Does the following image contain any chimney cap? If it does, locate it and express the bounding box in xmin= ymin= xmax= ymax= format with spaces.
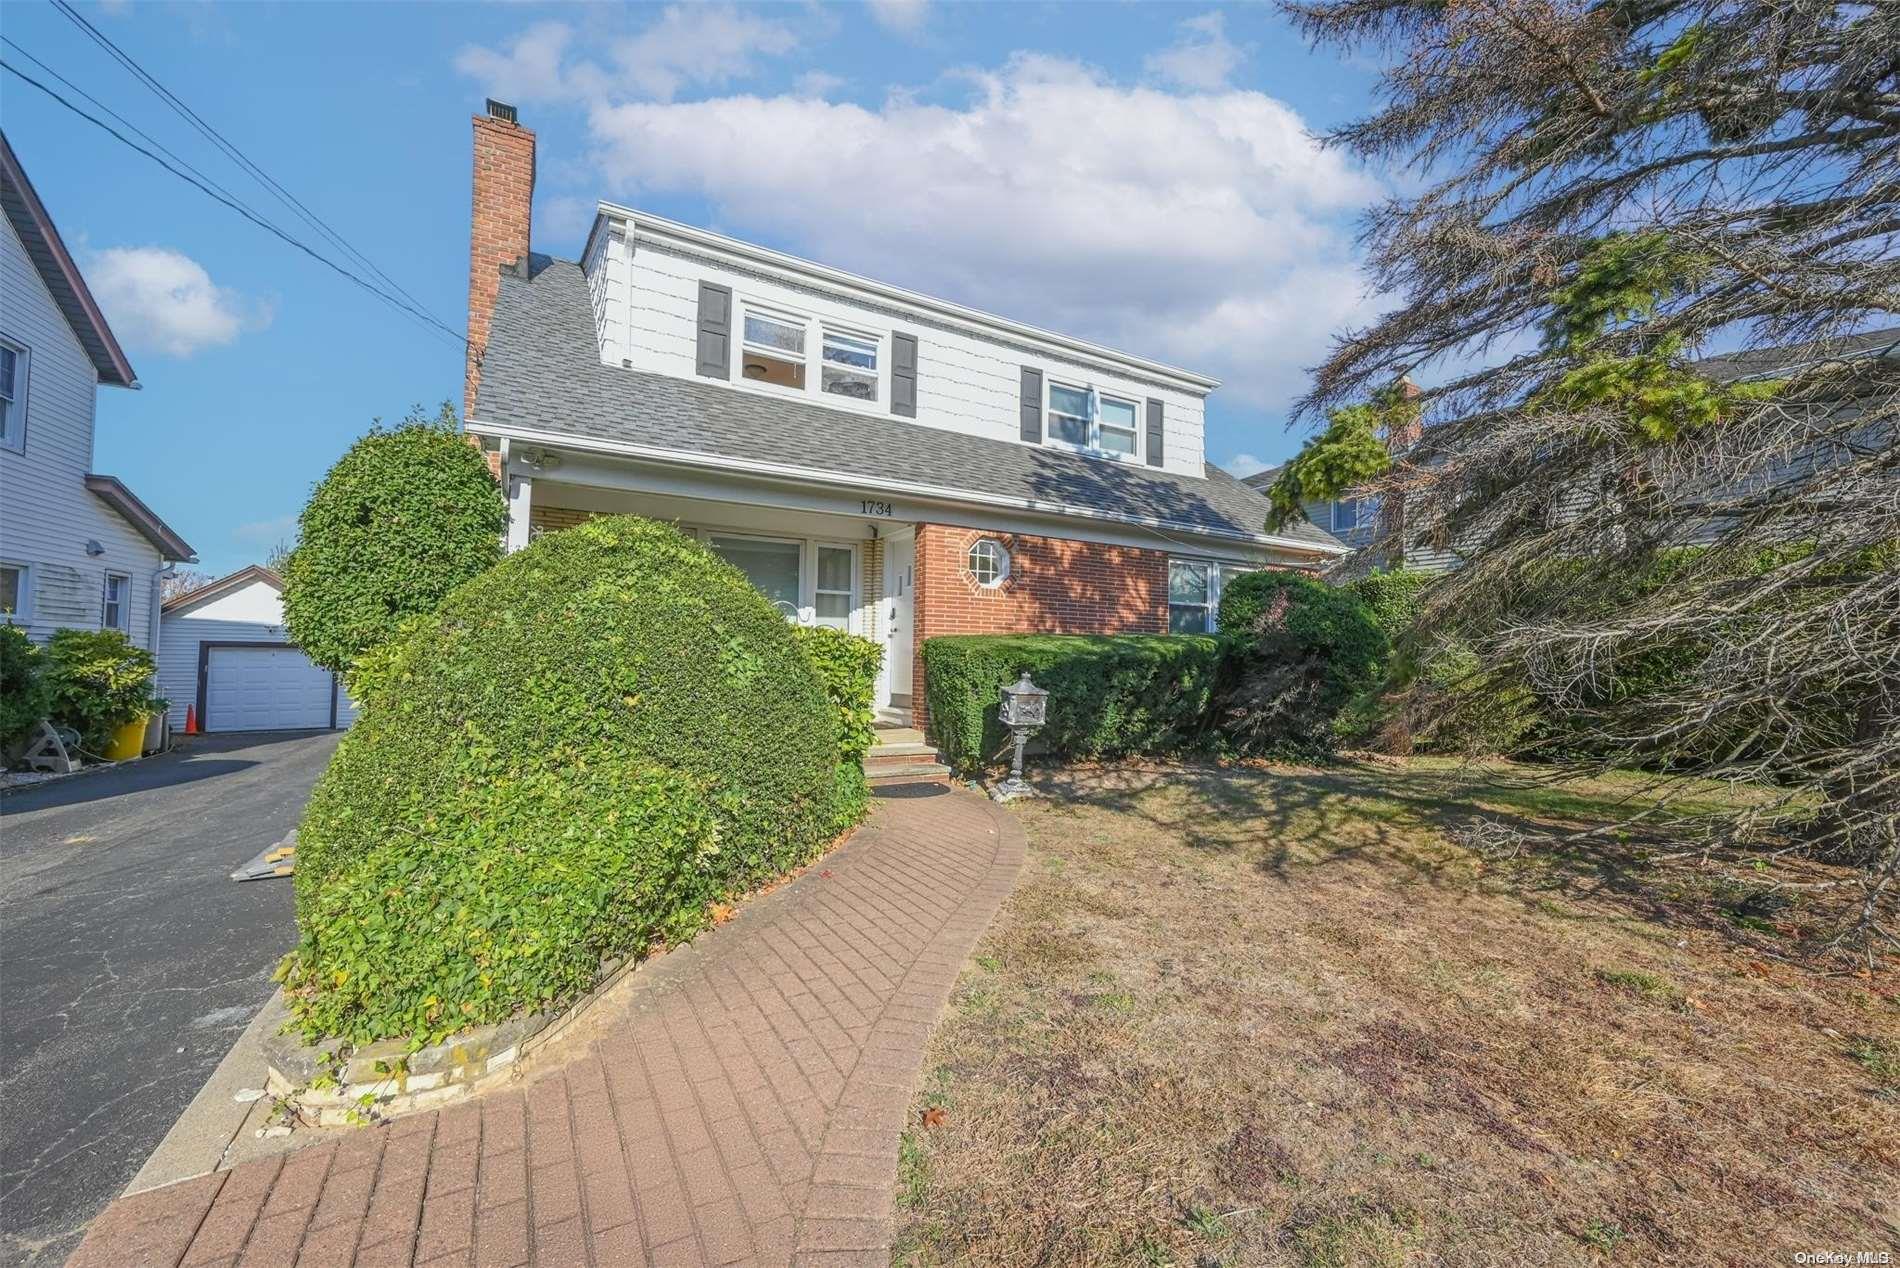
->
xmin=485 ymin=99 xmax=519 ymax=125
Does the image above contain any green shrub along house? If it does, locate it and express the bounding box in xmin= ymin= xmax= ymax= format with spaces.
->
xmin=282 ymin=517 xmax=879 ymax=1045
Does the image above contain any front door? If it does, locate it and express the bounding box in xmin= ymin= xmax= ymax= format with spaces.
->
xmin=884 ymin=529 xmax=915 ymax=698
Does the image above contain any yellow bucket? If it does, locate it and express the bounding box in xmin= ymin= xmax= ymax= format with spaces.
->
xmin=103 ymin=716 xmax=147 ymax=761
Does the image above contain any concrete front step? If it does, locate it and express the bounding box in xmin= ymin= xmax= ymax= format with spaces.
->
xmin=872 ymin=725 xmax=927 ymax=745
xmin=866 ymin=742 xmax=938 ymax=764
xmin=866 ymin=761 xmax=952 ymax=787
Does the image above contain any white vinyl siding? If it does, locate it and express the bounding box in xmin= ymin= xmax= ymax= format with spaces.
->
xmin=0 ymin=216 xmax=165 ymax=648
xmin=590 ymin=233 xmax=1210 ymax=478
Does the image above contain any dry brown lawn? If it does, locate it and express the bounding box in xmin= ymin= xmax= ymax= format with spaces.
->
xmin=893 ymin=758 xmax=1899 ymax=1267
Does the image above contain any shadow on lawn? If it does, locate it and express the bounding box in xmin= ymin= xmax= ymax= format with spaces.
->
xmin=1025 ymin=758 xmax=1816 ymax=955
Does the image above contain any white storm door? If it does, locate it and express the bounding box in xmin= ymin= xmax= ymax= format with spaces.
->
xmin=884 ymin=530 xmax=914 ymax=695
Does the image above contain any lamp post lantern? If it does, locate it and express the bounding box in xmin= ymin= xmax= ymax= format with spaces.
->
xmin=994 ymin=672 xmax=1048 ymax=801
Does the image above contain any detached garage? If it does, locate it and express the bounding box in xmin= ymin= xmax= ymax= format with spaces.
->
xmin=157 ymin=566 xmax=357 ymax=733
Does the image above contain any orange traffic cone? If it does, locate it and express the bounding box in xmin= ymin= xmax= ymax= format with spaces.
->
xmin=184 ymin=705 xmax=198 ymax=735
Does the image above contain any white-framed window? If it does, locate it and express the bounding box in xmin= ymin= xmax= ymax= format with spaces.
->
xmin=1333 ymin=496 xmax=1380 ymax=533
xmin=814 ymin=544 xmax=855 ymax=627
xmin=820 ymin=328 xmax=879 ymax=402
xmin=1170 ymin=560 xmax=1259 ymax=633
xmin=966 ymin=538 xmax=1010 ymax=588
xmin=740 ymin=307 xmax=808 ymax=391
xmin=704 ymin=531 xmax=860 ymax=630
xmin=0 ymin=338 xmax=26 ymax=453
xmin=102 ymin=571 xmax=130 ymax=632
xmin=0 ymin=562 xmax=28 ymax=621
xmin=734 ymin=300 xmax=887 ymax=408
xmin=1046 ymin=379 xmax=1140 ymax=460
xmin=1169 ymin=561 xmax=1212 ymax=633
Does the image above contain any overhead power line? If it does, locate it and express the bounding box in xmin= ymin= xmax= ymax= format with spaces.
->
xmin=49 ymin=0 xmax=450 ymax=335
xmin=0 ymin=57 xmax=465 ymax=349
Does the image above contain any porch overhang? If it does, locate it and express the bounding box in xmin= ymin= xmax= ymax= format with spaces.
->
xmin=467 ymin=418 xmax=1345 ymax=562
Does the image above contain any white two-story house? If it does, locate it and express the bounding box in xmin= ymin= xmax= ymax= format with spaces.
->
xmin=0 ymin=131 xmax=196 ymax=652
xmin=459 ymin=103 xmax=1345 ymax=730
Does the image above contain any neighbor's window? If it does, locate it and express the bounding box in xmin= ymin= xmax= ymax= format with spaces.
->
xmin=0 ymin=340 xmax=23 ymax=452
xmin=740 ymin=309 xmax=807 ymax=390
xmin=1169 ymin=561 xmax=1211 ymax=633
xmin=815 ymin=545 xmax=855 ymax=627
xmin=967 ymin=538 xmax=1009 ymax=588
xmin=102 ymin=572 xmax=130 ymax=632
xmin=821 ymin=329 xmax=878 ymax=402
xmin=1 ymin=564 xmax=24 ymax=620
xmin=1332 ymin=496 xmax=1379 ymax=533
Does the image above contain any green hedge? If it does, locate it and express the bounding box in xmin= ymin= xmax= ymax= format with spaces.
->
xmin=791 ymin=626 xmax=883 ymax=763
xmin=283 ymin=516 xmax=853 ymax=1043
xmin=1 ymin=626 xmax=50 ymax=750
xmin=43 ymin=629 xmax=166 ymax=751
xmin=281 ymin=405 xmax=507 ymax=675
xmin=1347 ymin=569 xmax=1434 ymax=644
xmin=922 ymin=634 xmax=1220 ymax=774
xmin=1214 ymin=571 xmax=1387 ymax=757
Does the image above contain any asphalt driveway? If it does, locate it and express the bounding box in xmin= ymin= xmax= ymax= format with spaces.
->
xmin=0 ymin=730 xmax=342 ymax=1268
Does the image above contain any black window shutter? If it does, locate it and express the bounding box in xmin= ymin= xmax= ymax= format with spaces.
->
xmin=891 ymin=332 xmax=918 ymax=417
xmin=1145 ymin=399 xmax=1164 ymax=466
xmin=696 ymin=282 xmax=731 ymax=380
xmin=1020 ymin=367 xmax=1043 ymax=443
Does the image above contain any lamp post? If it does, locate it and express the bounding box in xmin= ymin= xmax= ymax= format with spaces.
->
xmin=993 ymin=672 xmax=1048 ymax=802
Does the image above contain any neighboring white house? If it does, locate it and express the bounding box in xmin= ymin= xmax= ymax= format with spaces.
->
xmin=157 ymin=565 xmax=357 ymax=733
xmin=457 ymin=102 xmax=1348 ymax=727
xmin=0 ymin=130 xmax=196 ymax=647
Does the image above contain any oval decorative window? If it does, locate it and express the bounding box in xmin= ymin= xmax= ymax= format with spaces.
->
xmin=967 ymin=538 xmax=1010 ymax=588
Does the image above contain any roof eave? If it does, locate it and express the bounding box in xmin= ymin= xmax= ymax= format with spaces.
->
xmin=0 ymin=131 xmax=138 ymax=388
xmin=84 ymin=474 xmax=197 ymax=562
xmin=466 ymin=416 xmax=1347 ymax=558
xmin=161 ymin=563 xmax=283 ymax=614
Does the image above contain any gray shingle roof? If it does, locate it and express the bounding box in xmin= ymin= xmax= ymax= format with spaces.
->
xmin=1695 ymin=327 xmax=1900 ymax=383
xmin=474 ymin=258 xmax=1343 ymax=552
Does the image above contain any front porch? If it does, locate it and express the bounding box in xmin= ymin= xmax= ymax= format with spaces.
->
xmin=512 ymin=471 xmax=919 ymax=716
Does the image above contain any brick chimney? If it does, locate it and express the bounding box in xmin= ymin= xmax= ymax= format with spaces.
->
xmin=466 ymin=100 xmax=535 ymax=422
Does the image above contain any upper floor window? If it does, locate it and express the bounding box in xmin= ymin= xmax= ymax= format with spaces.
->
xmin=102 ymin=572 xmax=130 ymax=632
xmin=737 ymin=303 xmax=884 ymax=406
xmin=1332 ymin=496 xmax=1380 ymax=533
xmin=0 ymin=339 xmax=25 ymax=453
xmin=1048 ymin=380 xmax=1139 ymax=460
xmin=821 ymin=330 xmax=878 ymax=402
xmin=741 ymin=309 xmax=807 ymax=390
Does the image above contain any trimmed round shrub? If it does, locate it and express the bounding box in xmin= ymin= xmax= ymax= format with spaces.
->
xmin=285 ymin=516 xmax=847 ymax=1042
xmin=281 ymin=404 xmax=507 ymax=674
xmin=0 ymin=625 xmax=51 ymax=750
xmin=1214 ymin=571 xmax=1387 ymax=757
xmin=790 ymin=625 xmax=883 ymax=763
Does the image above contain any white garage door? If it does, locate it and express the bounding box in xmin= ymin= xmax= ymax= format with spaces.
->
xmin=204 ymin=646 xmax=335 ymax=732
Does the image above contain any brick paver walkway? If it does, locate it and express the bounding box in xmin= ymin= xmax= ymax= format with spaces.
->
xmin=68 ymin=785 xmax=1024 ymax=1267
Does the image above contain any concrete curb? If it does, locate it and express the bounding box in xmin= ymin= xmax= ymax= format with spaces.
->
xmin=124 ymin=990 xmax=289 ymax=1196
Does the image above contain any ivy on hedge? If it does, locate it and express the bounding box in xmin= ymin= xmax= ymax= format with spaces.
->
xmin=791 ymin=626 xmax=884 ymax=764
xmin=922 ymin=634 xmax=1220 ymax=774
xmin=285 ymin=515 xmax=855 ymax=1044
xmin=281 ymin=404 xmax=508 ymax=675
xmin=1214 ymin=571 xmax=1387 ymax=757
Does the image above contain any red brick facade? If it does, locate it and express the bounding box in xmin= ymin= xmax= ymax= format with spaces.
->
xmin=466 ymin=111 xmax=536 ymax=427
xmin=909 ymin=522 xmax=1168 ymax=733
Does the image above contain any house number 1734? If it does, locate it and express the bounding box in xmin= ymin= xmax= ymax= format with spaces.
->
xmin=860 ymin=499 xmax=894 ymax=517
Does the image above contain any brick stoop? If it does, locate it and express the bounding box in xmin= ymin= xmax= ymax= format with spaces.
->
xmin=863 ymin=724 xmax=952 ymax=787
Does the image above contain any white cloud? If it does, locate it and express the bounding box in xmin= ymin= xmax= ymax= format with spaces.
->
xmin=866 ymin=0 xmax=928 ymax=36
xmin=1223 ymin=453 xmax=1275 ymax=479
xmin=793 ymin=70 xmax=846 ymax=100
xmin=454 ymin=6 xmax=799 ymax=105
xmin=1145 ymin=12 xmax=1247 ymax=92
xmin=86 ymin=246 xmax=263 ymax=357
xmin=573 ymin=54 xmax=1379 ymax=408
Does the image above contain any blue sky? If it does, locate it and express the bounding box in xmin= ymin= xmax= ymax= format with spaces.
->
xmin=2 ymin=1 xmax=1387 ymax=577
